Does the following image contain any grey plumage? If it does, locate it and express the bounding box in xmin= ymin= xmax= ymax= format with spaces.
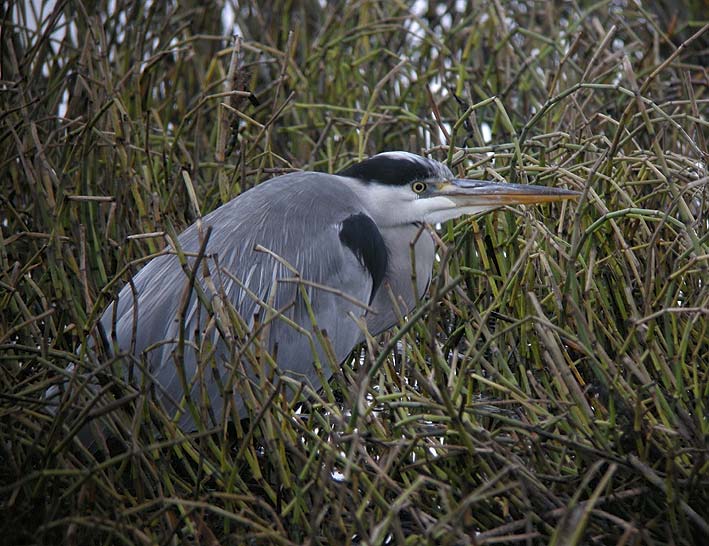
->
xmin=50 ymin=151 xmax=578 ymax=436
xmin=97 ymin=171 xmax=432 ymax=430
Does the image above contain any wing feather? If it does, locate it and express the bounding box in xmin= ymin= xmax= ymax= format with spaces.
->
xmin=100 ymin=172 xmax=380 ymax=430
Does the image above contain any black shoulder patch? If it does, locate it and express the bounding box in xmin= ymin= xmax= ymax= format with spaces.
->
xmin=337 ymin=155 xmax=435 ymax=186
xmin=339 ymin=213 xmax=388 ymax=303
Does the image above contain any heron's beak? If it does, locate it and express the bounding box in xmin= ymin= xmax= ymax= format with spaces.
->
xmin=439 ymin=179 xmax=580 ymax=206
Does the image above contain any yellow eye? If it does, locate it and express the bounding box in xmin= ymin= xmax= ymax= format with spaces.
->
xmin=412 ymin=181 xmax=427 ymax=194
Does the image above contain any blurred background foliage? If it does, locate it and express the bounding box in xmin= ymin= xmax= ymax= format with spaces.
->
xmin=1 ymin=1 xmax=708 ymax=545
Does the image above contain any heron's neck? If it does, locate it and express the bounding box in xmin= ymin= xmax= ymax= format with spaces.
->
xmin=363 ymin=224 xmax=435 ymax=336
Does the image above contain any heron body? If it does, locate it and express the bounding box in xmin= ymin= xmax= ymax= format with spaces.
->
xmin=70 ymin=152 xmax=578 ymax=433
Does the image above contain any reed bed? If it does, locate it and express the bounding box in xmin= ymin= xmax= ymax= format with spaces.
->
xmin=1 ymin=1 xmax=707 ymax=544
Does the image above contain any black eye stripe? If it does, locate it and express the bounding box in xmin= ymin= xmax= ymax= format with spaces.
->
xmin=337 ymin=153 xmax=452 ymax=186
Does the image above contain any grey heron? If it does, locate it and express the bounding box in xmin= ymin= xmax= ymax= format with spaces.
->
xmin=59 ymin=152 xmax=578 ymax=436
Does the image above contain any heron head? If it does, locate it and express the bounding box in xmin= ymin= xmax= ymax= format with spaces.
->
xmin=338 ymin=151 xmax=580 ymax=226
